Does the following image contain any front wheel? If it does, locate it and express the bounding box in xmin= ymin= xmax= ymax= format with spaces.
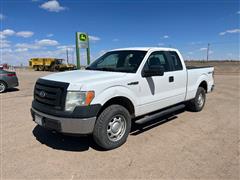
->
xmin=187 ymin=87 xmax=206 ymax=112
xmin=93 ymin=105 xmax=131 ymax=150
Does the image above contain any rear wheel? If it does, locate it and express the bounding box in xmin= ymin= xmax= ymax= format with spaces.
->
xmin=187 ymin=87 xmax=206 ymax=112
xmin=93 ymin=105 xmax=131 ymax=150
xmin=38 ymin=65 xmax=45 ymax=71
xmin=0 ymin=81 xmax=7 ymax=93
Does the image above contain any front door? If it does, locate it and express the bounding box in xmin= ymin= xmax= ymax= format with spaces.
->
xmin=137 ymin=51 xmax=186 ymax=116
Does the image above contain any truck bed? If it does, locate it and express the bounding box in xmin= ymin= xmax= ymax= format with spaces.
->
xmin=186 ymin=66 xmax=213 ymax=70
xmin=187 ymin=66 xmax=213 ymax=70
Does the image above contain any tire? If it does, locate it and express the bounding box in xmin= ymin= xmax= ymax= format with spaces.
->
xmin=93 ymin=105 xmax=131 ymax=150
xmin=34 ymin=66 xmax=39 ymax=71
xmin=0 ymin=81 xmax=7 ymax=93
xmin=187 ymin=87 xmax=206 ymax=112
xmin=38 ymin=66 xmax=44 ymax=71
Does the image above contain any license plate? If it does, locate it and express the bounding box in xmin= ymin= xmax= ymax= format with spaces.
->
xmin=35 ymin=115 xmax=43 ymax=126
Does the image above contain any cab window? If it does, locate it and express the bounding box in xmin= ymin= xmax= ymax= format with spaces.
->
xmin=169 ymin=51 xmax=183 ymax=71
xmin=146 ymin=51 xmax=171 ymax=72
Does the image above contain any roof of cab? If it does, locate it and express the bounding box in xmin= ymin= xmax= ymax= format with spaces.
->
xmin=111 ymin=47 xmax=178 ymax=52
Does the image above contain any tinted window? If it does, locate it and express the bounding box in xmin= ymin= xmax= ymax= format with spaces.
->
xmin=87 ymin=50 xmax=147 ymax=73
xmin=147 ymin=51 xmax=171 ymax=72
xmin=169 ymin=51 xmax=183 ymax=71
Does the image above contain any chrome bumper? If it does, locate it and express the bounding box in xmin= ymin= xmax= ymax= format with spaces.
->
xmin=31 ymin=108 xmax=96 ymax=134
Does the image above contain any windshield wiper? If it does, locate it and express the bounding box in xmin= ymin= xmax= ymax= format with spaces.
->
xmin=85 ymin=67 xmax=94 ymax=70
xmin=86 ymin=67 xmax=129 ymax=73
xmin=87 ymin=67 xmax=116 ymax=72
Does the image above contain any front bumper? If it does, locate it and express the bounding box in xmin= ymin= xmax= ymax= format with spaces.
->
xmin=6 ymin=76 xmax=19 ymax=88
xmin=31 ymin=108 xmax=96 ymax=134
xmin=211 ymin=85 xmax=214 ymax=92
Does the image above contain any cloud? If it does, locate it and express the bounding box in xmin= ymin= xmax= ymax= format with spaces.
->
xmin=163 ymin=35 xmax=169 ymax=39
xmin=0 ymin=29 xmax=34 ymax=39
xmin=15 ymin=39 xmax=59 ymax=50
xmin=16 ymin=31 xmax=34 ymax=38
xmin=15 ymin=48 xmax=28 ymax=52
xmin=237 ymin=11 xmax=240 ymax=14
xmin=35 ymin=39 xmax=59 ymax=46
xmin=0 ymin=39 xmax=11 ymax=48
xmin=190 ymin=41 xmax=202 ymax=45
xmin=158 ymin=43 xmax=165 ymax=46
xmin=0 ymin=13 xmax=5 ymax=20
xmin=112 ymin=38 xmax=119 ymax=42
xmin=15 ymin=43 xmax=40 ymax=50
xmin=89 ymin=35 xmax=101 ymax=42
xmin=219 ymin=28 xmax=240 ymax=35
xmin=200 ymin=47 xmax=207 ymax=51
xmin=57 ymin=45 xmax=75 ymax=50
xmin=1 ymin=29 xmax=15 ymax=36
xmin=1 ymin=48 xmax=12 ymax=53
xmin=46 ymin=33 xmax=54 ymax=37
xmin=40 ymin=0 xmax=66 ymax=12
xmin=1 ymin=47 xmax=77 ymax=66
xmin=0 ymin=34 xmax=6 ymax=39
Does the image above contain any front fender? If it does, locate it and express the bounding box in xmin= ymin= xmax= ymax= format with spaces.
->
xmin=91 ymin=85 xmax=138 ymax=107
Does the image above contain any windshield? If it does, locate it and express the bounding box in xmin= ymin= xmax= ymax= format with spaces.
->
xmin=86 ymin=50 xmax=147 ymax=73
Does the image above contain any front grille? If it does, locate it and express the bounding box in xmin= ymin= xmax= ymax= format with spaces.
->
xmin=34 ymin=79 xmax=69 ymax=110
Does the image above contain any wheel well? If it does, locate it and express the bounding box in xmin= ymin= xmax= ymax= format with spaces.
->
xmin=98 ymin=96 xmax=135 ymax=118
xmin=199 ymin=81 xmax=207 ymax=92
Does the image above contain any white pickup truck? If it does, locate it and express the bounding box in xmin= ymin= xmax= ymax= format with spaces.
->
xmin=31 ymin=47 xmax=214 ymax=149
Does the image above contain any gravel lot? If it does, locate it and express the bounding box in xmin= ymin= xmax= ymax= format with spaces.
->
xmin=1 ymin=69 xmax=239 ymax=179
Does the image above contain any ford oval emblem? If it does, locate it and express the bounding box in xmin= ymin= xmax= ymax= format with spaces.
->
xmin=39 ymin=91 xmax=46 ymax=98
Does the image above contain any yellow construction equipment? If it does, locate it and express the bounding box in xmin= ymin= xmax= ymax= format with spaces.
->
xmin=29 ymin=58 xmax=76 ymax=71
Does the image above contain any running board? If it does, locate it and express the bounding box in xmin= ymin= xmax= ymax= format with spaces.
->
xmin=134 ymin=104 xmax=185 ymax=124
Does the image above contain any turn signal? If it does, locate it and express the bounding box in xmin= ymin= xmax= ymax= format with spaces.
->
xmin=86 ymin=91 xmax=95 ymax=105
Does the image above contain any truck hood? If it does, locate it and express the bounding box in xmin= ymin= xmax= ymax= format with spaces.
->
xmin=41 ymin=70 xmax=127 ymax=85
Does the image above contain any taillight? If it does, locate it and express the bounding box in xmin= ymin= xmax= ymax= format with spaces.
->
xmin=7 ymin=73 xmax=16 ymax=77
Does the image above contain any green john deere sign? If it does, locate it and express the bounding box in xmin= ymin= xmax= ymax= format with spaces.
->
xmin=79 ymin=33 xmax=87 ymax=41
xmin=77 ymin=32 xmax=89 ymax=48
xmin=75 ymin=32 xmax=91 ymax=69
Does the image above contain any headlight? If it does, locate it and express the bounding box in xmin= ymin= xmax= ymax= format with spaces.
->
xmin=65 ymin=91 xmax=95 ymax=111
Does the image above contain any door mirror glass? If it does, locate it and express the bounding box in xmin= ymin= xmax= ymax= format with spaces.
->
xmin=143 ymin=65 xmax=164 ymax=77
xmin=142 ymin=56 xmax=165 ymax=77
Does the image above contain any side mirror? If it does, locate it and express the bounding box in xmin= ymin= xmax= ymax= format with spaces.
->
xmin=142 ymin=65 xmax=164 ymax=77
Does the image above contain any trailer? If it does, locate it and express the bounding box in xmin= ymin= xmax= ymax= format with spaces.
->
xmin=29 ymin=58 xmax=76 ymax=71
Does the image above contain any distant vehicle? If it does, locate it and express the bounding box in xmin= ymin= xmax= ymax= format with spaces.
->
xmin=0 ymin=69 xmax=19 ymax=93
xmin=0 ymin=63 xmax=9 ymax=70
xmin=31 ymin=47 xmax=214 ymax=150
xmin=29 ymin=58 xmax=76 ymax=71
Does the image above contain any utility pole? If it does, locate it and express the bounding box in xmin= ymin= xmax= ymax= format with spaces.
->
xmin=86 ymin=33 xmax=91 ymax=65
xmin=206 ymin=43 xmax=210 ymax=62
xmin=66 ymin=48 xmax=69 ymax=64
xmin=75 ymin=32 xmax=81 ymax=69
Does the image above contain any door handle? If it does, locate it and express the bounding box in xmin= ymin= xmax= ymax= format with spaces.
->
xmin=169 ymin=76 xmax=174 ymax=82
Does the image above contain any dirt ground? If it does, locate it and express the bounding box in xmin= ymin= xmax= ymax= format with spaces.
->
xmin=1 ymin=65 xmax=239 ymax=179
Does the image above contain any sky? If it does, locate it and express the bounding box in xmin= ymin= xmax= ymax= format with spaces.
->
xmin=0 ymin=0 xmax=239 ymax=65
